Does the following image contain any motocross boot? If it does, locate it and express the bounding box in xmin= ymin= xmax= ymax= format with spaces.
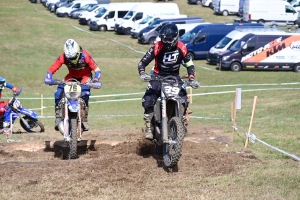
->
xmin=54 ymin=106 xmax=61 ymax=131
xmin=143 ymin=113 xmax=153 ymax=140
xmin=82 ymin=106 xmax=89 ymax=131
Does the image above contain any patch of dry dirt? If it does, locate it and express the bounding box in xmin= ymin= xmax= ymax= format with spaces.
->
xmin=0 ymin=126 xmax=257 ymax=199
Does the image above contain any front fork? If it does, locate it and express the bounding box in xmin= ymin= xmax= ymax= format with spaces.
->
xmin=62 ymin=100 xmax=82 ymax=141
xmin=161 ymin=96 xmax=182 ymax=144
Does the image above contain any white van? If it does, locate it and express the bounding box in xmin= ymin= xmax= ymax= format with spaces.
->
xmin=115 ymin=3 xmax=180 ymax=35
xmin=130 ymin=14 xmax=188 ymax=38
xmin=243 ymin=0 xmax=298 ymax=25
xmin=214 ymin=0 xmax=239 ymax=16
xmin=88 ymin=2 xmax=138 ymax=31
xmin=56 ymin=0 xmax=98 ymax=17
xmin=78 ymin=4 xmax=109 ymax=25
xmin=207 ymin=27 xmax=285 ymax=64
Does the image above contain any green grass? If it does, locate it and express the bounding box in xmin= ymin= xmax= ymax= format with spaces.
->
xmin=1 ymin=0 xmax=300 ymax=199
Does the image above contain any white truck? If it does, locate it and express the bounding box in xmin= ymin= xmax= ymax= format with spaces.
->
xmin=243 ymin=0 xmax=298 ymax=25
xmin=114 ymin=3 xmax=180 ymax=35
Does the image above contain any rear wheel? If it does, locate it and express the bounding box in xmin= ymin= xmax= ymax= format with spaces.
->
xmin=68 ymin=117 xmax=78 ymax=159
xmin=230 ymin=62 xmax=242 ymax=72
xmin=257 ymin=19 xmax=265 ymax=24
xmin=20 ymin=116 xmax=45 ymax=133
xmin=64 ymin=13 xmax=68 ymax=18
xmin=99 ymin=25 xmax=107 ymax=31
xmin=222 ymin=10 xmax=229 ymax=16
xmin=293 ymin=63 xmax=300 ymax=72
xmin=163 ymin=117 xmax=185 ymax=168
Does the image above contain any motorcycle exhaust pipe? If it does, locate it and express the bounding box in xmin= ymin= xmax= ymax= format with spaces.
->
xmin=58 ymin=121 xmax=64 ymax=136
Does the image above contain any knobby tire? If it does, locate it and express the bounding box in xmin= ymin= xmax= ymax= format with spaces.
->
xmin=68 ymin=117 xmax=78 ymax=159
xmin=19 ymin=116 xmax=45 ymax=133
xmin=163 ymin=117 xmax=185 ymax=167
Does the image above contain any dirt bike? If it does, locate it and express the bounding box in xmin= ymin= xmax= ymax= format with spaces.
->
xmin=0 ymin=89 xmax=45 ymax=142
xmin=44 ymin=78 xmax=101 ymax=159
xmin=141 ymin=74 xmax=200 ymax=167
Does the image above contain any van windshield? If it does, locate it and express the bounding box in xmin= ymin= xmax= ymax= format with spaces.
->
xmin=148 ymin=21 xmax=164 ymax=29
xmin=215 ymin=37 xmax=232 ymax=49
xmin=179 ymin=30 xmax=198 ymax=43
xmin=95 ymin=7 xmax=107 ymax=18
xmin=229 ymin=39 xmax=245 ymax=52
xmin=66 ymin=2 xmax=74 ymax=8
xmin=87 ymin=5 xmax=98 ymax=12
xmin=140 ymin=16 xmax=153 ymax=24
xmin=123 ymin=11 xmax=136 ymax=20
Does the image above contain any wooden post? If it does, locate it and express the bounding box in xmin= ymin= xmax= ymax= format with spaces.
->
xmin=41 ymin=94 xmax=43 ymax=117
xmin=189 ymin=87 xmax=192 ymax=104
xmin=244 ymin=96 xmax=258 ymax=148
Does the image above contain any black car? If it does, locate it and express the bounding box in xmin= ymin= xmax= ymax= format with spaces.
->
xmin=187 ymin=0 xmax=202 ymax=5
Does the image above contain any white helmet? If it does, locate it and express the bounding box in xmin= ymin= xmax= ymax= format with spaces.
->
xmin=64 ymin=39 xmax=81 ymax=65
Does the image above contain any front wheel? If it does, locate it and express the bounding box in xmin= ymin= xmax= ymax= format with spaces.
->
xmin=68 ymin=117 xmax=78 ymax=159
xmin=230 ymin=62 xmax=242 ymax=72
xmin=124 ymin=28 xmax=131 ymax=35
xmin=20 ymin=116 xmax=45 ymax=133
xmin=163 ymin=117 xmax=185 ymax=168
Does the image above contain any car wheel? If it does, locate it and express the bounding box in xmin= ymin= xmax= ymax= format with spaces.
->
xmin=64 ymin=13 xmax=68 ymax=18
xmin=37 ymin=0 xmax=41 ymax=3
xmin=196 ymin=0 xmax=201 ymax=5
xmin=99 ymin=25 xmax=107 ymax=32
xmin=124 ymin=28 xmax=131 ymax=35
xmin=257 ymin=19 xmax=265 ymax=24
xmin=187 ymin=52 xmax=195 ymax=61
xmin=222 ymin=10 xmax=229 ymax=16
xmin=293 ymin=63 xmax=300 ymax=72
xmin=230 ymin=62 xmax=242 ymax=72
xmin=148 ymin=37 xmax=156 ymax=44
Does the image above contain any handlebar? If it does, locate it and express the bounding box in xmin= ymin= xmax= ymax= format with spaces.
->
xmin=141 ymin=74 xmax=200 ymax=88
xmin=44 ymin=78 xmax=102 ymax=89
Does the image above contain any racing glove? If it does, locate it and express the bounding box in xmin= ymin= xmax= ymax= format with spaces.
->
xmin=12 ymin=87 xmax=18 ymax=94
xmin=139 ymin=72 xmax=151 ymax=82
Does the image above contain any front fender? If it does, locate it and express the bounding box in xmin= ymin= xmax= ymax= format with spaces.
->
xmin=19 ymin=108 xmax=38 ymax=119
xmin=68 ymin=99 xmax=80 ymax=112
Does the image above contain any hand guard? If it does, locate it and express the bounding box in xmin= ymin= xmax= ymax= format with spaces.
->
xmin=188 ymin=78 xmax=200 ymax=89
xmin=140 ymin=72 xmax=151 ymax=82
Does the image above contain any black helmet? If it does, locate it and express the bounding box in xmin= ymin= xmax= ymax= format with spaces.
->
xmin=159 ymin=23 xmax=179 ymax=50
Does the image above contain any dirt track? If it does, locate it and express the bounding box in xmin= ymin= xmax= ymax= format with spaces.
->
xmin=0 ymin=126 xmax=258 ymax=199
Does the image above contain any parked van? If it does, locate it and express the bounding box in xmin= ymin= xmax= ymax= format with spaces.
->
xmin=220 ymin=32 xmax=300 ymax=72
xmin=138 ymin=17 xmax=205 ymax=44
xmin=88 ymin=3 xmax=138 ymax=31
xmin=207 ymin=27 xmax=281 ymax=64
xmin=179 ymin=23 xmax=264 ymax=60
xmin=130 ymin=14 xmax=188 ymax=38
xmin=115 ymin=3 xmax=180 ymax=35
xmin=243 ymin=0 xmax=298 ymax=25
xmin=78 ymin=4 xmax=109 ymax=25
xmin=56 ymin=0 xmax=98 ymax=17
xmin=214 ymin=0 xmax=239 ymax=16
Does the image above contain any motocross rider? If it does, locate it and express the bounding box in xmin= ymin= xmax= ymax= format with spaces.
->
xmin=0 ymin=76 xmax=19 ymax=129
xmin=138 ymin=23 xmax=199 ymax=140
xmin=45 ymin=39 xmax=101 ymax=131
